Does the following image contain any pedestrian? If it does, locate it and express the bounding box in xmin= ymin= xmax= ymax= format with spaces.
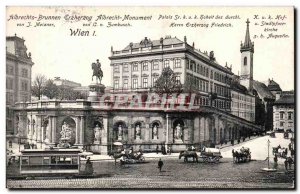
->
xmin=232 ymin=149 xmax=235 ymax=162
xmin=284 ymin=158 xmax=288 ymax=171
xmin=242 ymin=137 xmax=246 ymax=142
xmin=288 ymin=143 xmax=292 ymax=151
xmin=237 ymin=139 xmax=240 ymax=144
xmin=158 ymin=158 xmax=164 ymax=172
xmin=291 ymin=148 xmax=295 ymax=158
xmin=231 ymin=139 xmax=234 ymax=146
xmin=156 ymin=145 xmax=159 ymax=154
xmin=287 ymin=157 xmax=293 ymax=170
xmin=85 ymin=157 xmax=93 ymax=175
xmin=139 ymin=146 xmax=143 ymax=154
xmin=273 ymin=155 xmax=278 ymax=169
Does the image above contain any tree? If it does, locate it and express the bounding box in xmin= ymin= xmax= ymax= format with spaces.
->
xmin=43 ymin=79 xmax=59 ymax=99
xmin=57 ymin=87 xmax=85 ymax=100
xmin=31 ymin=74 xmax=47 ymax=100
xmin=153 ymin=67 xmax=183 ymax=96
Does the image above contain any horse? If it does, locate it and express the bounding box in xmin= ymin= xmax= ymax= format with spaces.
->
xmin=92 ymin=61 xmax=103 ymax=84
xmin=179 ymin=151 xmax=198 ymax=163
xmin=232 ymin=148 xmax=251 ymax=163
xmin=109 ymin=152 xmax=126 ymax=165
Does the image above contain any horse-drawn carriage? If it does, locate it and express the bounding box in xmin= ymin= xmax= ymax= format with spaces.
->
xmin=120 ymin=151 xmax=145 ymax=164
xmin=200 ymin=148 xmax=223 ymax=163
xmin=110 ymin=150 xmax=145 ymax=165
xmin=266 ymin=131 xmax=276 ymax=138
xmin=273 ymin=147 xmax=287 ymax=158
xmin=232 ymin=147 xmax=251 ymax=163
xmin=284 ymin=131 xmax=289 ymax=139
xmin=179 ymin=150 xmax=198 ymax=162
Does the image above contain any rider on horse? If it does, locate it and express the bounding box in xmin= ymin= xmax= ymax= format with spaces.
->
xmin=92 ymin=59 xmax=103 ymax=84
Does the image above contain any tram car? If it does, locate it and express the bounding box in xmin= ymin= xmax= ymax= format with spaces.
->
xmin=19 ymin=148 xmax=87 ymax=177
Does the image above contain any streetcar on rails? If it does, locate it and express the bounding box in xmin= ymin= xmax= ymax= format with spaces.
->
xmin=19 ymin=148 xmax=91 ymax=177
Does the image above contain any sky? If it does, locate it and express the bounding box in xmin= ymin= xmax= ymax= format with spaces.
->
xmin=6 ymin=6 xmax=294 ymax=91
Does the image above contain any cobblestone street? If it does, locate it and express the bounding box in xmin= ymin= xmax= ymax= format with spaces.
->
xmin=7 ymin=158 xmax=294 ymax=189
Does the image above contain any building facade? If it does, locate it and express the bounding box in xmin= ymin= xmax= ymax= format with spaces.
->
xmin=53 ymin=77 xmax=82 ymax=88
xmin=6 ymin=34 xmax=34 ymax=133
xmin=11 ymin=20 xmax=262 ymax=154
xmin=109 ymin=36 xmax=234 ymax=112
xmin=273 ymin=91 xmax=294 ymax=132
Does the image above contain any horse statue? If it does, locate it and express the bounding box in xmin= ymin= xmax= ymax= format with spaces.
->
xmin=91 ymin=59 xmax=103 ymax=84
xmin=179 ymin=150 xmax=198 ymax=163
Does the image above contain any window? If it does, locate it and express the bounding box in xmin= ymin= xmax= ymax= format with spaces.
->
xmin=21 ymin=81 xmax=28 ymax=91
xmin=288 ymin=112 xmax=293 ymax=120
xmin=113 ymin=65 xmax=119 ymax=73
xmin=132 ymin=63 xmax=138 ymax=71
xmin=142 ymin=62 xmax=148 ymax=71
xmin=6 ymin=92 xmax=13 ymax=104
xmin=123 ymin=79 xmax=128 ymax=89
xmin=6 ymin=78 xmax=13 ymax=90
xmin=152 ymin=77 xmax=158 ymax=86
xmin=163 ymin=60 xmax=169 ymax=68
xmin=175 ymin=76 xmax=180 ymax=84
xmin=114 ymin=79 xmax=119 ymax=89
xmin=152 ymin=61 xmax=159 ymax=70
xmin=280 ymin=112 xmax=284 ymax=119
xmin=174 ymin=59 xmax=181 ymax=68
xmin=210 ymin=70 xmax=213 ymax=79
xmin=7 ymin=66 xmax=14 ymax=75
xmin=142 ymin=78 xmax=148 ymax=88
xmin=21 ymin=68 xmax=28 ymax=77
xmin=244 ymin=57 xmax=247 ymax=66
xmin=132 ymin=78 xmax=138 ymax=88
xmin=280 ymin=122 xmax=284 ymax=127
xmin=123 ymin=64 xmax=128 ymax=72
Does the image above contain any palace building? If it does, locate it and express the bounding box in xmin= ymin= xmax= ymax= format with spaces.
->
xmin=11 ymin=20 xmax=264 ymax=154
xmin=6 ymin=34 xmax=34 ymax=134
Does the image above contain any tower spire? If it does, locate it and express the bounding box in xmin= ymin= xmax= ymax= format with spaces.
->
xmin=244 ymin=19 xmax=251 ymax=47
xmin=240 ymin=18 xmax=254 ymax=53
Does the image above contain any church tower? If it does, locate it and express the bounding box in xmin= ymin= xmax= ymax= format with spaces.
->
xmin=240 ymin=19 xmax=254 ymax=92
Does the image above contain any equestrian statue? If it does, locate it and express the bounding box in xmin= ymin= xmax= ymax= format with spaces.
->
xmin=92 ymin=59 xmax=103 ymax=84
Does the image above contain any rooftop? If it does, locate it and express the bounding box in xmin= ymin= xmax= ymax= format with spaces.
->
xmin=274 ymin=93 xmax=294 ymax=105
xmin=253 ymin=80 xmax=275 ymax=100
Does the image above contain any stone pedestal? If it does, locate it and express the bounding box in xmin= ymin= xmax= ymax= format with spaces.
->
xmin=172 ymin=144 xmax=187 ymax=152
xmin=174 ymin=139 xmax=183 ymax=144
xmin=91 ymin=145 xmax=101 ymax=154
xmin=87 ymin=83 xmax=105 ymax=101
xmin=94 ymin=140 xmax=100 ymax=145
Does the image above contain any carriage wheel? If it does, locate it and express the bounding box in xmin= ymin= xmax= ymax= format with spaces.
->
xmin=213 ymin=157 xmax=220 ymax=163
xmin=139 ymin=156 xmax=145 ymax=162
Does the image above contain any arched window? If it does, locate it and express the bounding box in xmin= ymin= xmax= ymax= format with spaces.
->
xmin=244 ymin=57 xmax=247 ymax=66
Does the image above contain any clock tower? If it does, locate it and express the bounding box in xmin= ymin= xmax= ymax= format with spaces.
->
xmin=240 ymin=19 xmax=254 ymax=92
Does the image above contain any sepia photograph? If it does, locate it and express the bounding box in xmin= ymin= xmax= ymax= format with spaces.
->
xmin=5 ymin=6 xmax=295 ymax=189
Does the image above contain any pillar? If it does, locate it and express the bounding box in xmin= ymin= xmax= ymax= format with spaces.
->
xmin=101 ymin=116 xmax=108 ymax=155
xmin=199 ymin=116 xmax=205 ymax=142
xmin=80 ymin=116 xmax=85 ymax=145
xmin=75 ymin=117 xmax=80 ymax=145
xmin=49 ymin=116 xmax=57 ymax=145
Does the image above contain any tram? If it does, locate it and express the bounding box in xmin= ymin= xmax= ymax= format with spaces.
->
xmin=19 ymin=148 xmax=84 ymax=176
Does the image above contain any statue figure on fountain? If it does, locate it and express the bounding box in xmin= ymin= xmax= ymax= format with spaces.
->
xmin=93 ymin=124 xmax=101 ymax=144
xmin=118 ymin=125 xmax=123 ymax=140
xmin=135 ymin=124 xmax=141 ymax=140
xmin=153 ymin=124 xmax=158 ymax=140
xmin=59 ymin=121 xmax=72 ymax=148
xmin=175 ymin=124 xmax=182 ymax=142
